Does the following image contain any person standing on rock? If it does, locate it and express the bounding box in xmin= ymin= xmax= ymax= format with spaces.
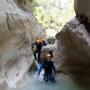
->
xmin=37 ymin=52 xmax=56 ymax=83
xmin=31 ymin=38 xmax=47 ymax=63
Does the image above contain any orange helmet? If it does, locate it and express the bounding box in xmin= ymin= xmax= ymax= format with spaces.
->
xmin=36 ymin=37 xmax=43 ymax=43
xmin=46 ymin=53 xmax=52 ymax=57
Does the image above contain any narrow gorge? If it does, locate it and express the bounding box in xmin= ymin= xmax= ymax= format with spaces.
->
xmin=0 ymin=0 xmax=90 ymax=90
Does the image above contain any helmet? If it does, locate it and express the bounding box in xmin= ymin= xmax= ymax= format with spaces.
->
xmin=46 ymin=53 xmax=52 ymax=57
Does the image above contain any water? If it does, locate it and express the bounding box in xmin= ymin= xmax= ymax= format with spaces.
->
xmin=11 ymin=72 xmax=83 ymax=90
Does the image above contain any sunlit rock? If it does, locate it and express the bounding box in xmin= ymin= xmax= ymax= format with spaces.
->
xmin=0 ymin=0 xmax=45 ymax=88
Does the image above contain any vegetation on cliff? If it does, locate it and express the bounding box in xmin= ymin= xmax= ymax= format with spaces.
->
xmin=31 ymin=0 xmax=75 ymax=36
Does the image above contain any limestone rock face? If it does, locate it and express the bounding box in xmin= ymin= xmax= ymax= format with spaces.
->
xmin=0 ymin=0 xmax=45 ymax=88
xmin=56 ymin=17 xmax=90 ymax=86
xmin=55 ymin=0 xmax=90 ymax=86
xmin=74 ymin=0 xmax=90 ymax=22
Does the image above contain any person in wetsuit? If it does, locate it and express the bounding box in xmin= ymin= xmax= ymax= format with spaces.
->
xmin=32 ymin=39 xmax=47 ymax=63
xmin=37 ymin=53 xmax=56 ymax=82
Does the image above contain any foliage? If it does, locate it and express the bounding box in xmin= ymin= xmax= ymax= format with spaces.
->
xmin=31 ymin=0 xmax=75 ymax=35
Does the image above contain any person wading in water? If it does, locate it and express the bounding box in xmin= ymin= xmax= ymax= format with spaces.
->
xmin=37 ymin=52 xmax=56 ymax=83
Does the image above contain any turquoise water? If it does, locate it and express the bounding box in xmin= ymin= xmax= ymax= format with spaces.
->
xmin=11 ymin=72 xmax=84 ymax=90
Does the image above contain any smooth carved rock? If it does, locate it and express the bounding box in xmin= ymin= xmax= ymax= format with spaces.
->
xmin=74 ymin=0 xmax=90 ymax=22
xmin=55 ymin=0 xmax=90 ymax=87
xmin=0 ymin=0 xmax=45 ymax=88
xmin=56 ymin=17 xmax=90 ymax=87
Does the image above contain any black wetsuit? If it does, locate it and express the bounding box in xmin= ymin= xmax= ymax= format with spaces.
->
xmin=32 ymin=42 xmax=43 ymax=62
xmin=38 ymin=60 xmax=56 ymax=82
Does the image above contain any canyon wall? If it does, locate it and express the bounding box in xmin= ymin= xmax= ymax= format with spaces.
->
xmin=0 ymin=0 xmax=45 ymax=88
